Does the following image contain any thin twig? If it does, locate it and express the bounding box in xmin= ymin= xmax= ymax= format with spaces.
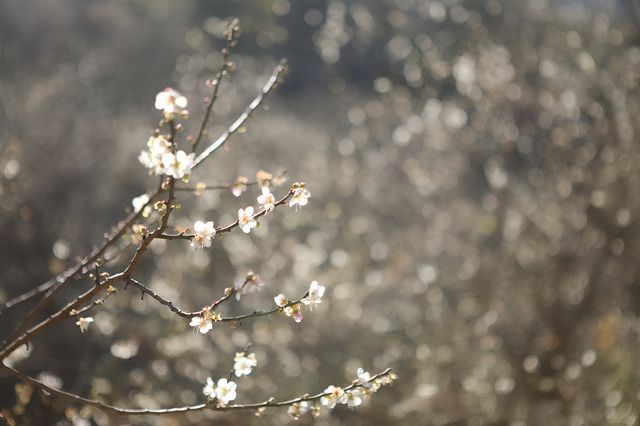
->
xmin=125 ymin=277 xmax=308 ymax=322
xmin=192 ymin=59 xmax=288 ymax=169
xmin=174 ymin=170 xmax=286 ymax=192
xmin=0 ymin=190 xmax=161 ymax=344
xmin=0 ymin=362 xmax=393 ymax=416
xmin=0 ymin=274 xmax=124 ymax=360
xmin=122 ymin=122 xmax=178 ymax=279
xmin=158 ymin=189 xmax=293 ymax=241
xmin=191 ymin=20 xmax=239 ymax=154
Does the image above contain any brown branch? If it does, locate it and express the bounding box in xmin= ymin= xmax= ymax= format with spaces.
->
xmin=191 ymin=19 xmax=239 ymax=154
xmin=0 ymin=274 xmax=124 ymax=360
xmin=191 ymin=59 xmax=288 ymax=169
xmin=122 ymin=122 xmax=178 ymax=279
xmin=0 ymin=362 xmax=393 ymax=416
xmin=124 ymin=277 xmax=243 ymax=318
xmin=174 ymin=171 xmax=286 ymax=192
xmin=0 ymin=189 xmax=161 ymax=346
xmin=73 ymin=286 xmax=118 ymax=316
xmin=158 ymin=189 xmax=293 ymax=241
xmin=125 ymin=277 xmax=308 ymax=322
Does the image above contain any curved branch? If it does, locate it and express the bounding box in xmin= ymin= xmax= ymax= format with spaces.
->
xmin=191 ymin=20 xmax=239 ymax=154
xmin=125 ymin=277 xmax=308 ymax=322
xmin=192 ymin=59 xmax=288 ymax=169
xmin=0 ymin=362 xmax=393 ymax=416
xmin=0 ymin=274 xmax=125 ymax=360
xmin=0 ymin=190 xmax=161 ymax=351
xmin=175 ymin=171 xmax=286 ymax=192
xmin=158 ymin=189 xmax=293 ymax=241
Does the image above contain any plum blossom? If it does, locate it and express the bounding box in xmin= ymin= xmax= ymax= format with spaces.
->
xmin=257 ymin=186 xmax=276 ymax=212
xmin=357 ymin=368 xmax=374 ymax=389
xmin=301 ymin=280 xmax=325 ymax=310
xmin=345 ymin=389 xmax=363 ymax=408
xmin=191 ymin=220 xmax=216 ymax=249
xmin=139 ymin=135 xmax=172 ymax=175
xmin=289 ymin=183 xmax=311 ymax=210
xmin=189 ymin=308 xmax=219 ymax=334
xmin=284 ymin=304 xmax=304 ymax=323
xmin=131 ymin=193 xmax=152 ymax=217
xmin=379 ymin=372 xmax=398 ymax=385
xmin=320 ymin=385 xmax=347 ymax=409
xmin=287 ymin=401 xmax=311 ymax=419
xmin=274 ymin=294 xmax=288 ymax=307
xmin=162 ymin=150 xmax=195 ymax=180
xmin=202 ymin=377 xmax=216 ymax=399
xmin=233 ymin=352 xmax=257 ymax=377
xmin=189 ymin=316 xmax=213 ymax=334
xmin=75 ymin=317 xmax=94 ymax=333
xmin=238 ymin=206 xmax=257 ymax=233
xmin=155 ymin=87 xmax=188 ymax=120
xmin=214 ymin=378 xmax=237 ymax=405
xmin=275 ymin=294 xmax=303 ymax=322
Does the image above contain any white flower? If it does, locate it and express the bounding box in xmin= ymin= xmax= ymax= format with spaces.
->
xmin=288 ymin=186 xmax=310 ymax=210
xmin=320 ymin=385 xmax=346 ymax=409
xmin=275 ymin=294 xmax=303 ymax=322
xmin=203 ymin=377 xmax=216 ymax=399
xmin=214 ymin=378 xmax=237 ymax=405
xmin=75 ymin=317 xmax=94 ymax=333
xmin=131 ymin=193 xmax=152 ymax=217
xmin=155 ymin=87 xmax=188 ymax=120
xmin=257 ymin=186 xmax=276 ymax=212
xmin=357 ymin=368 xmax=373 ymax=389
xmin=233 ymin=352 xmax=258 ymax=377
xmin=189 ymin=316 xmax=213 ymax=334
xmin=238 ymin=206 xmax=257 ymax=233
xmin=284 ymin=305 xmax=304 ymax=323
xmin=301 ymin=280 xmax=325 ymax=310
xmin=274 ymin=294 xmax=288 ymax=307
xmin=191 ymin=220 xmax=216 ymax=248
xmin=139 ymin=135 xmax=172 ymax=175
xmin=345 ymin=389 xmax=363 ymax=408
xmin=162 ymin=150 xmax=195 ymax=179
xmin=132 ymin=194 xmax=149 ymax=213
xmin=287 ymin=401 xmax=311 ymax=419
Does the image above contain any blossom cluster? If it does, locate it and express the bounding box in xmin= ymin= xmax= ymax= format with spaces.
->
xmin=138 ymin=134 xmax=195 ymax=180
xmin=201 ymin=352 xmax=257 ymax=406
xmin=155 ymin=87 xmax=188 ymax=120
xmin=138 ymin=88 xmax=195 ymax=180
xmin=203 ymin=377 xmax=237 ymax=406
xmin=274 ymin=280 xmax=325 ymax=323
xmin=233 ymin=352 xmax=257 ymax=377
xmin=286 ymin=368 xmax=398 ymax=420
xmin=188 ymin=183 xmax=310 ymax=252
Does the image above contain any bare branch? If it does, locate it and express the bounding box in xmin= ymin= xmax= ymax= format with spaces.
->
xmin=125 ymin=277 xmax=308 ymax=322
xmin=175 ymin=171 xmax=286 ymax=192
xmin=192 ymin=59 xmax=288 ymax=169
xmin=0 ymin=273 xmax=124 ymax=360
xmin=0 ymin=189 xmax=161 ymax=345
xmin=191 ymin=19 xmax=240 ymax=154
xmin=0 ymin=362 xmax=393 ymax=416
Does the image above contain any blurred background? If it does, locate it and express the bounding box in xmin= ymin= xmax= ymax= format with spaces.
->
xmin=1 ymin=0 xmax=640 ymax=425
